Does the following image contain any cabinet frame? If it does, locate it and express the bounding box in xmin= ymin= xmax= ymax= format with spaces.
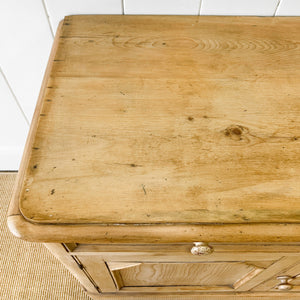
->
xmin=45 ymin=243 xmax=300 ymax=299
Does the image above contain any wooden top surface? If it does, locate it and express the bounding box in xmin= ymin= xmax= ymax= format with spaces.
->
xmin=19 ymin=15 xmax=300 ymax=226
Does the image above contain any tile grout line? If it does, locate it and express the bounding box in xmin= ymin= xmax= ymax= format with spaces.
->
xmin=198 ymin=0 xmax=203 ymax=15
xmin=0 ymin=66 xmax=30 ymax=126
xmin=41 ymin=0 xmax=54 ymax=39
xmin=122 ymin=0 xmax=125 ymax=15
xmin=274 ymin=0 xmax=282 ymax=16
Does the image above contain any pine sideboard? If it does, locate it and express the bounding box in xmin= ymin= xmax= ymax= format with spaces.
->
xmin=7 ymin=15 xmax=300 ymax=299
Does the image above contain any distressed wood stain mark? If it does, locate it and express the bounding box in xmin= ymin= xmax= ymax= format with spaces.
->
xmin=51 ymin=189 xmax=55 ymax=195
xmin=149 ymin=133 xmax=184 ymax=142
xmin=141 ymin=184 xmax=147 ymax=195
xmin=105 ymin=163 xmax=143 ymax=167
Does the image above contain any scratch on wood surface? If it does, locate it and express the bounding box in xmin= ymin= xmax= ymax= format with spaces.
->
xmin=141 ymin=184 xmax=147 ymax=195
xmin=105 ymin=163 xmax=143 ymax=167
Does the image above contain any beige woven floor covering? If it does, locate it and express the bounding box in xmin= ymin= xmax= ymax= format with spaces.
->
xmin=0 ymin=172 xmax=89 ymax=300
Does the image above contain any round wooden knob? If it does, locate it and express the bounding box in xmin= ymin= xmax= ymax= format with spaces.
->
xmin=191 ymin=242 xmax=213 ymax=256
xmin=276 ymin=275 xmax=293 ymax=290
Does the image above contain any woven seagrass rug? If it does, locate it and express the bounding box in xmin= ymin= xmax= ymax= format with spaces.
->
xmin=0 ymin=172 xmax=89 ymax=300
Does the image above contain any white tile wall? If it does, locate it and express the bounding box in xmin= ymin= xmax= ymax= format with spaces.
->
xmin=0 ymin=0 xmax=299 ymax=170
xmin=276 ymin=0 xmax=300 ymax=15
xmin=0 ymin=71 xmax=29 ymax=170
xmin=0 ymin=0 xmax=53 ymax=122
xmin=45 ymin=0 xmax=123 ymax=33
xmin=124 ymin=0 xmax=200 ymax=15
xmin=200 ymin=0 xmax=280 ymax=16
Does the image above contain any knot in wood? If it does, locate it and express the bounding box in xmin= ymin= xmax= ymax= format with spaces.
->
xmin=224 ymin=125 xmax=248 ymax=141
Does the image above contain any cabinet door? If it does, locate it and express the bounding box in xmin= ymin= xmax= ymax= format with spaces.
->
xmin=72 ymin=244 xmax=300 ymax=294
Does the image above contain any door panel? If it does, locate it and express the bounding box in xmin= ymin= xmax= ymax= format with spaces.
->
xmin=110 ymin=262 xmax=266 ymax=288
xmin=235 ymin=256 xmax=300 ymax=291
xmin=73 ymin=244 xmax=300 ymax=294
xmin=253 ymin=261 xmax=300 ymax=292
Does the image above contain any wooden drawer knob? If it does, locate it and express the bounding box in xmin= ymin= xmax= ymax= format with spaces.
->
xmin=276 ymin=275 xmax=293 ymax=290
xmin=191 ymin=242 xmax=213 ymax=256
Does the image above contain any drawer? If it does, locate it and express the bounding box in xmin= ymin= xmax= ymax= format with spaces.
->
xmin=69 ymin=243 xmax=300 ymax=294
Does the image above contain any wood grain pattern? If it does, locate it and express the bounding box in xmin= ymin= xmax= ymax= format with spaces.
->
xmin=252 ymin=261 xmax=300 ymax=291
xmin=235 ymin=256 xmax=300 ymax=291
xmin=78 ymin=256 xmax=117 ymax=293
xmin=73 ymin=243 xmax=300 ymax=254
xmin=74 ymin=252 xmax=281 ymax=263
xmin=8 ymin=213 xmax=300 ymax=243
xmin=74 ymin=245 xmax=300 ymax=293
xmin=56 ymin=15 xmax=299 ymax=79
xmin=14 ymin=15 xmax=300 ymax=226
xmin=7 ymin=20 xmax=64 ymax=219
xmin=41 ymin=242 xmax=300 ymax=297
xmin=113 ymin=262 xmax=263 ymax=287
xmin=71 ymin=243 xmax=288 ymax=262
xmin=6 ymin=16 xmax=300 ymax=299
xmin=44 ymin=243 xmax=98 ymax=293
xmin=86 ymin=291 xmax=300 ymax=299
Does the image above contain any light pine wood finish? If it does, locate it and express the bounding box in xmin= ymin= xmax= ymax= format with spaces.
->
xmin=43 ymin=242 xmax=300 ymax=298
xmin=43 ymin=244 xmax=300 ymax=299
xmin=72 ymin=243 xmax=300 ymax=295
xmin=8 ymin=217 xmax=300 ymax=243
xmin=44 ymin=243 xmax=98 ymax=294
xmin=78 ymin=257 xmax=117 ymax=293
xmin=235 ymin=256 xmax=300 ymax=291
xmin=7 ymin=15 xmax=300 ymax=244
xmin=110 ymin=262 xmax=264 ymax=287
xmin=86 ymin=292 xmax=300 ymax=300
xmin=71 ymin=243 xmax=300 ymax=262
xmin=13 ymin=15 xmax=300 ymax=226
xmin=7 ymin=15 xmax=300 ymax=299
xmin=252 ymin=261 xmax=300 ymax=291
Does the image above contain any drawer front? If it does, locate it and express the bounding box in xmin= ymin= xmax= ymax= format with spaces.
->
xmin=70 ymin=243 xmax=300 ymax=294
